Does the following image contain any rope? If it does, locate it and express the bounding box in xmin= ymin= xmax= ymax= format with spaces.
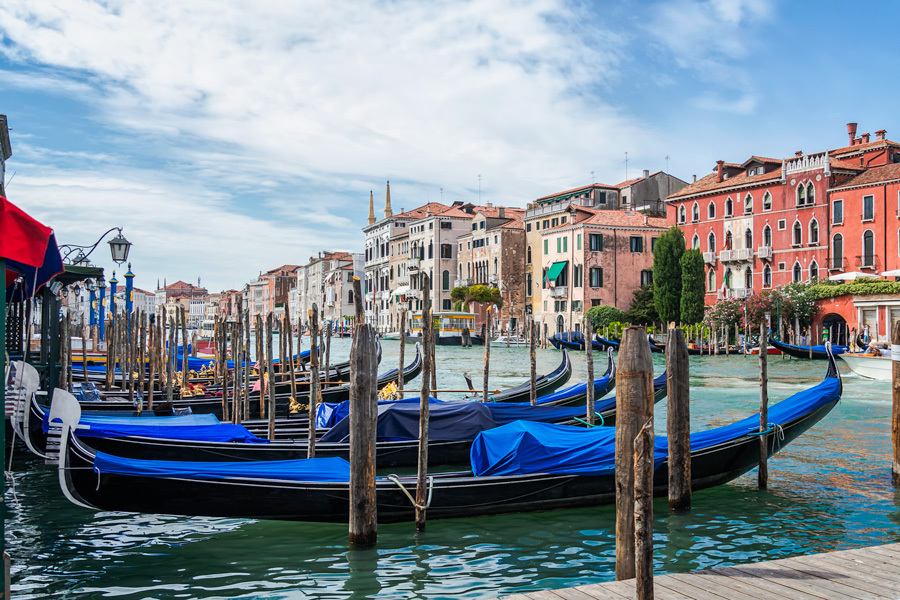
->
xmin=573 ymin=417 xmax=593 ymax=428
xmin=386 ymin=474 xmax=433 ymax=510
xmin=594 ymin=411 xmax=605 ymax=427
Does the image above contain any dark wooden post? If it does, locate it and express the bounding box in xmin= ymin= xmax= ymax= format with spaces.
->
xmin=80 ymin=314 xmax=89 ymax=385
xmin=222 ymin=317 xmax=231 ymax=422
xmin=232 ymin=315 xmax=241 ymax=424
xmin=893 ymin=321 xmax=900 ymax=486
xmin=307 ymin=305 xmax=321 ymax=458
xmin=615 ymin=326 xmax=654 ymax=581
xmin=758 ymin=323 xmax=769 ymax=489
xmin=482 ymin=312 xmax=491 ymax=402
xmin=256 ymin=315 xmax=264 ymax=418
xmin=167 ymin=315 xmax=175 ymax=403
xmin=349 ymin=276 xmax=378 ymax=547
xmin=181 ymin=305 xmax=189 ymax=389
xmin=417 ymin=274 xmax=432 ymax=531
xmin=244 ymin=307 xmax=251 ymax=420
xmin=325 ymin=319 xmax=332 ymax=386
xmin=398 ymin=310 xmax=406 ymax=398
xmin=634 ymin=419 xmax=654 ymax=600
xmin=285 ymin=304 xmax=297 ymax=411
xmin=585 ymin=316 xmax=595 ymax=425
xmin=266 ymin=313 xmax=276 ymax=440
xmin=530 ymin=321 xmax=537 ymax=406
xmin=666 ymin=327 xmax=691 ymax=511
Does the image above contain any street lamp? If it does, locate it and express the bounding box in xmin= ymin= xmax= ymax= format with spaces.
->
xmin=59 ymin=227 xmax=132 ymax=266
xmin=108 ymin=231 xmax=132 ymax=265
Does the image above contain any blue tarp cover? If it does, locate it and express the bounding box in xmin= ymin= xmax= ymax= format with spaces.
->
xmin=526 ymin=376 xmax=611 ymax=406
xmin=93 ymin=452 xmax=350 ymax=482
xmin=45 ymin=412 xmax=264 ymax=443
xmin=320 ymin=400 xmax=497 ymax=442
xmin=72 ymin=413 xmax=219 ymax=426
xmin=470 ymin=376 xmax=840 ymax=477
xmin=776 ymin=341 xmax=848 ymax=355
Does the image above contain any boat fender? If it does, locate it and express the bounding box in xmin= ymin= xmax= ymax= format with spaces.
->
xmin=386 ymin=474 xmax=433 ymax=510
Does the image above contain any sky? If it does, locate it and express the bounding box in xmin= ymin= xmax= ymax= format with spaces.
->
xmin=1 ymin=0 xmax=898 ymax=293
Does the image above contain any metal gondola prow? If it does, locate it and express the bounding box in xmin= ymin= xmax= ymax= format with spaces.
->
xmin=824 ymin=341 xmax=842 ymax=395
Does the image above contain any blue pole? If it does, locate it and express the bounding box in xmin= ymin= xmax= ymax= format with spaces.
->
xmin=109 ymin=271 xmax=118 ymax=328
xmin=99 ymin=284 xmax=107 ymax=340
xmin=124 ymin=263 xmax=134 ymax=337
xmin=89 ymin=286 xmax=97 ymax=329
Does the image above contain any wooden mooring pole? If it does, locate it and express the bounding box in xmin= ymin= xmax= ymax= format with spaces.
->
xmin=482 ymin=315 xmax=491 ymax=402
xmin=349 ymin=276 xmax=378 ymax=547
xmin=585 ymin=316 xmax=594 ymax=425
xmin=892 ymin=321 xmax=900 ymax=486
xmin=634 ymin=419 xmax=654 ymax=600
xmin=307 ymin=305 xmax=321 ymax=458
xmin=417 ymin=274 xmax=432 ymax=531
xmin=266 ymin=313 xmax=276 ymax=440
xmin=398 ymin=310 xmax=406 ymax=398
xmin=529 ymin=321 xmax=537 ymax=406
xmin=758 ymin=323 xmax=769 ymax=489
xmin=615 ymin=326 xmax=653 ymax=581
xmin=666 ymin=327 xmax=691 ymax=511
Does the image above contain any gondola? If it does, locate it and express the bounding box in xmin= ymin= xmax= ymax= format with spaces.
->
xmin=549 ymin=332 xmax=584 ymax=350
xmin=595 ymin=335 xmax=619 ymax=349
xmin=770 ymin=339 xmax=849 ymax=360
xmin=54 ymin=345 xmax=842 ymax=522
xmin=475 ymin=349 xmax=572 ymax=403
xmin=503 ymin=349 xmax=615 ymax=407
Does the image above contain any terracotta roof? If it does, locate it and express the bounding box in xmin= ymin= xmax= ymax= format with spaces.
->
xmin=263 ymin=264 xmax=301 ymax=276
xmin=535 ymin=182 xmax=617 ymax=203
xmin=667 ymin=167 xmax=783 ymax=200
xmin=615 ymin=170 xmax=664 ymax=188
xmin=827 ymin=157 xmax=866 ymax=171
xmin=132 ymin=287 xmax=153 ymax=295
xmin=541 ymin=207 xmax=665 ymax=232
xmin=831 ymin=163 xmax=900 ymax=189
xmin=740 ymin=156 xmax=782 ymax=167
xmin=829 ymin=139 xmax=899 ymax=157
xmin=393 ymin=202 xmax=449 ymax=220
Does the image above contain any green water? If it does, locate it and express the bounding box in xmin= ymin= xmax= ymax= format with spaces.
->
xmin=8 ymin=340 xmax=900 ymax=599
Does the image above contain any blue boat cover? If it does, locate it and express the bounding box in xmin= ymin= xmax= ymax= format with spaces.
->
xmin=45 ymin=412 xmax=263 ymax=443
xmin=470 ymin=376 xmax=840 ymax=477
xmin=320 ymin=400 xmax=497 ymax=442
xmin=72 ymin=413 xmax=219 ymax=426
xmin=776 ymin=341 xmax=848 ymax=355
xmin=316 ymin=396 xmax=424 ymax=429
xmin=93 ymin=452 xmax=350 ymax=482
xmin=526 ymin=376 xmax=612 ymax=406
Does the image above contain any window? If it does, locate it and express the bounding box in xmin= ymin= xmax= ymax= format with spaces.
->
xmin=630 ymin=237 xmax=643 ymax=252
xmin=428 ymin=243 xmax=433 ymax=259
xmin=551 ymin=218 xmax=559 ymax=227
xmin=479 ymin=221 xmax=486 ymax=229
xmin=744 ymin=266 xmax=752 ymax=289
xmin=863 ymin=230 xmax=875 ymax=266
xmin=590 ymin=267 xmax=603 ymax=287
xmin=792 ymin=221 xmax=802 ymax=246
xmin=572 ymin=300 xmax=582 ymax=311
xmin=442 ymin=299 xmax=452 ymax=310
xmin=543 ymin=220 xmax=549 ymax=229
xmin=494 ymin=235 xmax=498 ymax=244
xmin=442 ymin=270 xmax=450 ymax=290
xmin=744 ymin=193 xmax=752 ymax=214
xmin=458 ymin=243 xmax=462 ymax=251
xmin=526 ymin=223 xmax=532 ymax=232
xmin=708 ymin=201 xmax=716 ymax=219
xmin=678 ymin=205 xmax=686 ymax=224
xmin=763 ymin=225 xmax=772 ymax=247
xmin=708 ymin=231 xmax=716 ymax=252
xmin=692 ymin=202 xmax=700 ymax=222
xmin=692 ymin=234 xmax=700 ymax=249
xmin=809 ymin=219 xmax=819 ymax=245
xmin=573 ymin=264 xmax=583 ymax=287
xmin=472 ymin=223 xmax=477 ymax=231
xmin=589 ymin=233 xmax=603 ymax=251
xmin=797 ymin=184 xmax=807 ymax=206
xmin=440 ymin=222 xmax=452 ymax=229
xmin=725 ymin=197 xmax=733 ymax=217
xmin=725 ymin=230 xmax=733 ymax=250
xmin=778 ymin=262 xmax=786 ymax=271
xmin=707 ymin=269 xmax=715 ymax=292
xmin=429 ymin=222 xmax=433 ymax=229
xmin=577 ymin=234 xmax=582 ymax=250
xmin=441 ymin=244 xmax=452 ymax=259
xmin=763 ymin=191 xmax=772 ymax=211
xmin=793 ymin=262 xmax=802 ymax=283
xmin=763 ymin=265 xmax=772 ymax=288
xmin=544 ymin=240 xmax=548 ymax=254
xmin=832 ymin=234 xmax=843 ymax=270
xmin=744 ymin=228 xmax=753 ymax=249
xmin=833 ymin=199 xmax=843 ymax=224
xmin=651 ymin=237 xmax=658 ymax=251
xmin=542 ymin=268 xmax=548 ymax=289
xmin=724 ymin=268 xmax=732 ymax=288
xmin=526 ymin=246 xmax=532 ymax=264
xmin=777 ymin=219 xmax=786 ymax=230
xmin=563 ymin=236 xmax=568 ymax=252
xmin=535 ymin=222 xmax=540 ymax=231
xmin=863 ymin=195 xmax=875 ymax=221
xmin=526 ymin=274 xmax=533 ymax=297
xmin=641 ymin=270 xmax=652 ymax=286
xmin=809 ymin=261 xmax=819 ymax=280
xmin=557 ymin=238 xmax=561 ymax=253
xmin=561 ymin=216 xmax=567 ymax=224
xmin=543 ymin=300 xmax=547 ymax=312
xmin=807 ymin=183 xmax=815 ymax=205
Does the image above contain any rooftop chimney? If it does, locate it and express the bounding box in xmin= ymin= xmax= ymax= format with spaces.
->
xmin=692 ymin=174 xmax=697 ymax=183
xmin=847 ymin=122 xmax=858 ymax=146
xmin=716 ymin=160 xmax=724 ymax=183
xmin=876 ymin=129 xmax=887 ymax=141
xmin=862 ymin=132 xmax=870 ymax=144
xmin=642 ymin=169 xmax=649 ymax=179
xmin=795 ymin=150 xmax=803 ymax=157
xmin=643 ymin=214 xmax=649 ymax=225
xmin=498 ymin=207 xmax=505 ymax=218
xmin=486 ymin=201 xmax=493 ymax=208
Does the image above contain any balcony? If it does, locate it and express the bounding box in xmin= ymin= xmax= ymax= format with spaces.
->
xmin=549 ymin=286 xmax=568 ymax=298
xmin=718 ymin=250 xmax=733 ymax=262
xmin=757 ymin=246 xmax=773 ymax=260
xmin=855 ymin=255 xmax=880 ymax=271
xmin=407 ymin=258 xmax=421 ymax=272
xmin=729 ymin=288 xmax=752 ymax=298
xmin=454 ymin=278 xmax=470 ymax=288
xmin=489 ymin=274 xmax=499 ymax=284
xmin=827 ymin=257 xmax=844 ymax=271
xmin=733 ymin=248 xmax=753 ymax=261
xmin=702 ymin=251 xmax=717 ymax=265
xmin=396 ymin=274 xmax=409 ymax=286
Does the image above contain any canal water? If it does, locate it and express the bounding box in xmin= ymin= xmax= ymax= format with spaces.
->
xmin=8 ymin=339 xmax=900 ymax=599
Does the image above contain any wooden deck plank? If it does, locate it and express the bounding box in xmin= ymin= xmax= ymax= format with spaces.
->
xmin=725 ymin=562 xmax=875 ymax=600
xmin=657 ymin=572 xmax=756 ymax=600
xmin=537 ymin=587 xmax=598 ymax=600
xmin=704 ymin=565 xmax=835 ymax=600
xmin=687 ymin=568 xmax=826 ymax=600
xmin=773 ymin=560 xmax=887 ymax=600
xmin=569 ymin=583 xmax=634 ymax=600
xmin=794 ymin=553 xmax=900 ymax=594
xmin=829 ymin=549 xmax=900 ymax=577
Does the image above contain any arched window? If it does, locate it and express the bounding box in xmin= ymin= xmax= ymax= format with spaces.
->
xmin=763 ymin=225 xmax=772 ymax=247
xmin=725 ymin=230 xmax=733 ymax=250
xmin=809 ymin=219 xmax=819 ymax=245
xmin=809 ymin=261 xmax=819 ymax=281
xmin=762 ymin=191 xmax=772 ymax=211
xmin=725 ymin=197 xmax=733 ymax=217
xmin=863 ymin=230 xmax=875 ymax=267
xmin=744 ymin=228 xmax=753 ymax=249
xmin=467 ymin=262 xmax=471 ymax=278
xmin=744 ymin=266 xmax=752 ymax=289
xmin=793 ymin=221 xmax=802 ymax=245
xmin=793 ymin=262 xmax=802 ymax=283
xmin=724 ymin=268 xmax=733 ymax=288
xmin=692 ymin=202 xmax=700 ymax=222
xmin=526 ymin=246 xmax=532 ymax=264
xmin=428 ymin=242 xmax=433 ymax=259
xmin=692 ymin=234 xmax=700 ymax=249
xmin=797 ymin=184 xmax=807 ymax=206
xmin=807 ymin=182 xmax=815 ymax=205
xmin=442 ymin=270 xmax=450 ymax=291
xmin=708 ymin=231 xmax=716 ymax=251
xmin=832 ymin=234 xmax=843 ymax=270
xmin=763 ymin=265 xmax=772 ymax=287
xmin=678 ymin=205 xmax=686 ymax=224
xmin=744 ymin=193 xmax=753 ymax=214
xmin=493 ymin=258 xmax=498 ymax=275
xmin=707 ymin=269 xmax=716 ymax=292
xmin=708 ymin=201 xmax=716 ymax=219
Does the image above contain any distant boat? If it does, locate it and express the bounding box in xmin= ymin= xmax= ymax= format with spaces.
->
xmin=491 ymin=334 xmax=528 ymax=347
xmin=838 ymin=353 xmax=891 ymax=381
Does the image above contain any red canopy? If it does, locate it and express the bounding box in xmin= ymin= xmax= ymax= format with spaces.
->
xmin=0 ymin=196 xmax=52 ymax=266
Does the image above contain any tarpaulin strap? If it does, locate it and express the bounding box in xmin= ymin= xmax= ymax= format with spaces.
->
xmin=386 ymin=474 xmax=433 ymax=510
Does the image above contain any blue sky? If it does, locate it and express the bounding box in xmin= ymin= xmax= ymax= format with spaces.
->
xmin=1 ymin=0 xmax=898 ymax=292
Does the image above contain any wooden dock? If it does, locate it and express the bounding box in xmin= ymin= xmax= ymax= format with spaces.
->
xmin=502 ymin=543 xmax=900 ymax=599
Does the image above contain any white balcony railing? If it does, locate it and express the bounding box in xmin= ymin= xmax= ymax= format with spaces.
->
xmin=407 ymin=258 xmax=420 ymax=271
xmin=549 ymin=286 xmax=568 ymax=298
xmin=730 ymin=288 xmax=752 ymax=298
xmin=757 ymin=246 xmax=773 ymax=260
xmin=703 ymin=251 xmax=717 ymax=264
xmin=396 ymin=274 xmax=410 ymax=286
xmin=733 ymin=248 xmax=753 ymax=261
xmin=718 ymin=250 xmax=733 ymax=262
xmin=489 ymin=274 xmax=499 ymax=284
xmin=455 ymin=278 xmax=470 ymax=288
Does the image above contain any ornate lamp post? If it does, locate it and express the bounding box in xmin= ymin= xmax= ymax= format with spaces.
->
xmin=109 ymin=271 xmax=118 ymax=326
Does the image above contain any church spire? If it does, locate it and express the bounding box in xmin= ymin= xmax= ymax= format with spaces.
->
xmin=367 ymin=190 xmax=376 ymax=225
xmin=384 ymin=180 xmax=393 ymax=218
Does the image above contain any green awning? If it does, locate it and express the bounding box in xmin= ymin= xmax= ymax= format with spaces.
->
xmin=546 ymin=261 xmax=568 ymax=282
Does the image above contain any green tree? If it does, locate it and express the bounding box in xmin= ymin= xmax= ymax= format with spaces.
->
xmin=625 ymin=284 xmax=658 ymax=325
xmin=679 ymin=249 xmax=706 ymax=324
xmin=779 ymin=281 xmax=819 ymax=327
xmin=652 ymin=226 xmax=686 ymax=323
xmin=586 ymin=304 xmax=626 ymax=329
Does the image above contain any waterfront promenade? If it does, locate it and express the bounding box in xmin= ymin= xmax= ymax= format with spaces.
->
xmin=503 ymin=543 xmax=900 ymax=599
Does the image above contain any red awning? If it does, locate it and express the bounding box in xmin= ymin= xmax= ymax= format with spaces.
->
xmin=0 ymin=196 xmax=52 ymax=265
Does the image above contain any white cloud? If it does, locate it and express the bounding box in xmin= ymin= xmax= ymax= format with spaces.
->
xmin=0 ymin=0 xmax=660 ymax=289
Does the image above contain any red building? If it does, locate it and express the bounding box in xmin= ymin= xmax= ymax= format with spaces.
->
xmin=667 ymin=123 xmax=900 ymax=341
